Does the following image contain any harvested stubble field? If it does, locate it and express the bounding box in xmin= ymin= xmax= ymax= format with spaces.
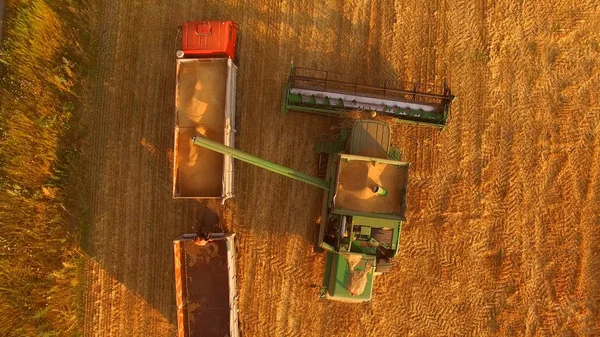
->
xmin=80 ymin=0 xmax=600 ymax=336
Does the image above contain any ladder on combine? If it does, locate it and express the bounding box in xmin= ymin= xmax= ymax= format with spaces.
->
xmin=314 ymin=130 xmax=348 ymax=178
xmin=281 ymin=64 xmax=455 ymax=129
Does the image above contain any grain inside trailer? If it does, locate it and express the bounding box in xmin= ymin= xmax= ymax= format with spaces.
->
xmin=173 ymin=58 xmax=236 ymax=199
xmin=173 ymin=234 xmax=239 ymax=337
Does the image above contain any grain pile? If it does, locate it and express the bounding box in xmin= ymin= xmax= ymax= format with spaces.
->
xmin=177 ymin=60 xmax=227 ymax=129
xmin=344 ymin=254 xmax=372 ymax=296
xmin=335 ymin=160 xmax=406 ymax=214
xmin=175 ymin=60 xmax=228 ymax=197
xmin=176 ymin=128 xmax=224 ymax=197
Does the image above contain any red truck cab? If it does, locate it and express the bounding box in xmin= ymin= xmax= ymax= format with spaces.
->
xmin=178 ymin=21 xmax=237 ymax=59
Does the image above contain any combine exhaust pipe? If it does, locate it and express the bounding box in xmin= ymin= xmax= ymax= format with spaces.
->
xmin=281 ymin=63 xmax=455 ymax=128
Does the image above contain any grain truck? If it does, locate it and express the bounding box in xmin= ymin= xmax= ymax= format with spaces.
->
xmin=172 ymin=20 xmax=240 ymax=337
xmin=173 ymin=21 xmax=237 ymax=200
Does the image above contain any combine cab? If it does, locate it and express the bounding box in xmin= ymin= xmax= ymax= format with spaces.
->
xmin=282 ymin=64 xmax=454 ymax=128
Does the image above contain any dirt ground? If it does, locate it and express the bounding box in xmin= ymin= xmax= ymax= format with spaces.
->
xmin=80 ymin=0 xmax=600 ymax=336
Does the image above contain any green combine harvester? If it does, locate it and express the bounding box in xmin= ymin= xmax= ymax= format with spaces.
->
xmin=193 ymin=120 xmax=409 ymax=302
xmin=281 ymin=63 xmax=455 ymax=128
xmin=193 ymin=65 xmax=453 ymax=301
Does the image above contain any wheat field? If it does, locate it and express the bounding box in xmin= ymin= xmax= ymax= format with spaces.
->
xmin=79 ymin=0 xmax=600 ymax=336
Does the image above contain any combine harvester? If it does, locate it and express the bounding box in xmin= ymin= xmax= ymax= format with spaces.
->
xmin=172 ymin=21 xmax=240 ymax=337
xmin=190 ymin=62 xmax=454 ymax=302
xmin=193 ymin=120 xmax=409 ymax=302
xmin=282 ymin=64 xmax=455 ymax=128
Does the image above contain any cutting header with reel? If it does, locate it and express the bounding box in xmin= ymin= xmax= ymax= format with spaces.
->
xmin=282 ymin=63 xmax=455 ymax=128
